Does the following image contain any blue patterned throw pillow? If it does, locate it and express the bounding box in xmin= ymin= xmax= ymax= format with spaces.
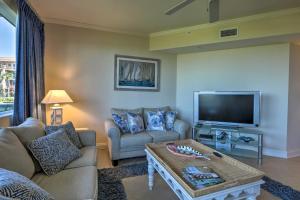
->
xmin=0 ymin=168 xmax=54 ymax=200
xmin=147 ymin=111 xmax=166 ymax=131
xmin=28 ymin=129 xmax=81 ymax=176
xmin=165 ymin=111 xmax=177 ymax=131
xmin=45 ymin=121 xmax=82 ymax=148
xmin=112 ymin=113 xmax=130 ymax=133
xmin=127 ymin=112 xmax=145 ymax=134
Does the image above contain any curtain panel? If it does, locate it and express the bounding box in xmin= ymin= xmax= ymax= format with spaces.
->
xmin=13 ymin=0 xmax=45 ymax=125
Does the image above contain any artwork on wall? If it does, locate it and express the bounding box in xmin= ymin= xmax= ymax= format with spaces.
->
xmin=114 ymin=55 xmax=160 ymax=91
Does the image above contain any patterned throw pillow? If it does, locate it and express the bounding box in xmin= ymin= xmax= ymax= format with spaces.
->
xmin=165 ymin=111 xmax=177 ymax=131
xmin=0 ymin=168 xmax=54 ymax=200
xmin=143 ymin=106 xmax=170 ymax=127
xmin=45 ymin=121 xmax=82 ymax=148
xmin=146 ymin=111 xmax=166 ymax=131
xmin=127 ymin=113 xmax=145 ymax=134
xmin=111 ymin=108 xmax=142 ymax=134
xmin=112 ymin=113 xmax=130 ymax=133
xmin=28 ymin=129 xmax=81 ymax=176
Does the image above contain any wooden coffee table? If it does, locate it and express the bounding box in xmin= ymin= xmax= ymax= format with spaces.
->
xmin=145 ymin=139 xmax=264 ymax=200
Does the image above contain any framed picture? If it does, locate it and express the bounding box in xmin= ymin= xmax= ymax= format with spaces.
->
xmin=114 ymin=55 xmax=160 ymax=91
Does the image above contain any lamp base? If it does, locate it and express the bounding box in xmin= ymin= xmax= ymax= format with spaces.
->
xmin=50 ymin=104 xmax=63 ymax=125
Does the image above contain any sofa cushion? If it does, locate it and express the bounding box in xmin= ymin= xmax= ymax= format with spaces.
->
xmin=146 ymin=111 xmax=166 ymax=131
xmin=120 ymin=132 xmax=152 ymax=148
xmin=0 ymin=168 xmax=54 ymax=200
xmin=165 ymin=111 xmax=177 ymax=131
xmin=0 ymin=195 xmax=11 ymax=199
xmin=8 ymin=117 xmax=46 ymax=146
xmin=111 ymin=107 xmax=143 ymax=116
xmin=0 ymin=128 xmax=35 ymax=179
xmin=65 ymin=146 xmax=97 ymax=169
xmin=77 ymin=129 xmax=96 ymax=146
xmin=120 ymin=145 xmax=147 ymax=152
xmin=111 ymin=107 xmax=143 ymax=134
xmin=45 ymin=121 xmax=82 ymax=148
xmin=143 ymin=106 xmax=170 ymax=126
xmin=19 ymin=117 xmax=45 ymax=127
xmin=7 ymin=118 xmax=46 ymax=173
xmin=127 ymin=112 xmax=145 ymax=134
xmin=32 ymin=166 xmax=98 ymax=200
xmin=112 ymin=112 xmax=130 ymax=133
xmin=28 ymin=129 xmax=81 ymax=176
xmin=148 ymin=131 xmax=179 ymax=143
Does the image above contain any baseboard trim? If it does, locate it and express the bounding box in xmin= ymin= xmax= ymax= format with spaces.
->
xmin=235 ymin=145 xmax=288 ymax=158
xmin=287 ymin=149 xmax=300 ymax=158
xmin=262 ymin=147 xmax=300 ymax=158
xmin=96 ymin=143 xmax=107 ymax=150
xmin=263 ymin=148 xmax=288 ymax=158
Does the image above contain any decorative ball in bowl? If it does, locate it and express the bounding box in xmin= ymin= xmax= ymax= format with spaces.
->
xmin=166 ymin=143 xmax=210 ymax=160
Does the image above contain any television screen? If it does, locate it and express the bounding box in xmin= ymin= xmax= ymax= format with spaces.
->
xmin=194 ymin=91 xmax=260 ymax=127
xmin=198 ymin=94 xmax=254 ymax=124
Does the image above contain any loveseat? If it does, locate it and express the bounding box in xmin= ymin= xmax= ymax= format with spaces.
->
xmin=104 ymin=107 xmax=189 ymax=165
xmin=0 ymin=118 xmax=98 ymax=200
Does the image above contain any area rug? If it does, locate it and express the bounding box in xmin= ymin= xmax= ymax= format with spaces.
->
xmin=98 ymin=162 xmax=147 ymax=200
xmin=97 ymin=162 xmax=300 ymax=200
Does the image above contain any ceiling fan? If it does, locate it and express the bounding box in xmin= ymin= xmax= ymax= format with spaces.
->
xmin=165 ymin=0 xmax=219 ymax=23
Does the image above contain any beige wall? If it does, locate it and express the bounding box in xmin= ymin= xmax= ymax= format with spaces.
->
xmin=176 ymin=44 xmax=290 ymax=156
xmin=44 ymin=23 xmax=299 ymax=157
xmin=287 ymin=43 xmax=300 ymax=156
xmin=44 ymin=24 xmax=177 ymax=143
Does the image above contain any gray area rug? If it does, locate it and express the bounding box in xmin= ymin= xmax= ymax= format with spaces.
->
xmin=98 ymin=162 xmax=300 ymax=200
xmin=98 ymin=162 xmax=147 ymax=200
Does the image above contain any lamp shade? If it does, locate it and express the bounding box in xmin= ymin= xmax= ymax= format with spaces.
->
xmin=41 ymin=90 xmax=73 ymax=104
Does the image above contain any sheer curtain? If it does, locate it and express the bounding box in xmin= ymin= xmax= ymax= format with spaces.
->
xmin=12 ymin=0 xmax=45 ymax=125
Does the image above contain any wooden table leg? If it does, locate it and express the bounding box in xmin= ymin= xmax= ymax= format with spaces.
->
xmin=147 ymin=157 xmax=155 ymax=190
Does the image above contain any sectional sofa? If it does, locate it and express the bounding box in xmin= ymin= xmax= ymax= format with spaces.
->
xmin=0 ymin=118 xmax=98 ymax=200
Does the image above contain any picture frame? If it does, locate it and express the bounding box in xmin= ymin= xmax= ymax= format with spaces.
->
xmin=114 ymin=55 xmax=160 ymax=91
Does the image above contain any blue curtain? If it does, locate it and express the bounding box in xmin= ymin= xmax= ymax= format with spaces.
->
xmin=13 ymin=0 xmax=45 ymax=125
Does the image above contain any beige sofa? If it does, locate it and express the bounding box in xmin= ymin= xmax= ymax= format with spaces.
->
xmin=0 ymin=118 xmax=98 ymax=200
xmin=105 ymin=107 xmax=189 ymax=166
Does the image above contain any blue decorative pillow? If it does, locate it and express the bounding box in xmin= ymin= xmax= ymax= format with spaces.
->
xmin=165 ymin=111 xmax=177 ymax=131
xmin=147 ymin=111 xmax=166 ymax=131
xmin=28 ymin=129 xmax=81 ymax=176
xmin=112 ymin=113 xmax=129 ymax=133
xmin=127 ymin=112 xmax=145 ymax=134
xmin=45 ymin=121 xmax=82 ymax=148
xmin=0 ymin=168 xmax=54 ymax=200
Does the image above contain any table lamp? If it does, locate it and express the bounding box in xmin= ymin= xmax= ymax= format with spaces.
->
xmin=41 ymin=90 xmax=73 ymax=125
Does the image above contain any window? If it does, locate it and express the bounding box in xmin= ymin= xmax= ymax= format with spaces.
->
xmin=0 ymin=16 xmax=16 ymax=115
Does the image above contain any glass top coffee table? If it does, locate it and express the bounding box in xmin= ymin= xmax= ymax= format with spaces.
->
xmin=145 ymin=139 xmax=264 ymax=200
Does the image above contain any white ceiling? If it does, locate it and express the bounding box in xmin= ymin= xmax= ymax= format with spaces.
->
xmin=29 ymin=0 xmax=300 ymax=35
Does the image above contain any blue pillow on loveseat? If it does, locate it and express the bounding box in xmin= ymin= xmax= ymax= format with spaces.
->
xmin=127 ymin=112 xmax=145 ymax=134
xmin=146 ymin=111 xmax=166 ymax=131
xmin=165 ymin=111 xmax=177 ymax=131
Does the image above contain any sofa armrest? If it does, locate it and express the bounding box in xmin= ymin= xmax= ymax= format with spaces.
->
xmin=104 ymin=119 xmax=121 ymax=139
xmin=104 ymin=119 xmax=121 ymax=160
xmin=174 ymin=119 xmax=190 ymax=140
xmin=76 ymin=129 xmax=96 ymax=147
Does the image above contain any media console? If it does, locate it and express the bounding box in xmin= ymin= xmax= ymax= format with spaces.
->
xmin=192 ymin=124 xmax=263 ymax=165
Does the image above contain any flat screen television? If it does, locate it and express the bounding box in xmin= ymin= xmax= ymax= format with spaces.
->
xmin=193 ymin=91 xmax=260 ymax=127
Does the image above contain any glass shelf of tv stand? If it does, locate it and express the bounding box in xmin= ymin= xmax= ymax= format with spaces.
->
xmin=193 ymin=125 xmax=263 ymax=165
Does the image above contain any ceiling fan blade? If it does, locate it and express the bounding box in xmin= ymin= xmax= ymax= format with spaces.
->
xmin=208 ymin=0 xmax=219 ymax=23
xmin=165 ymin=0 xmax=195 ymax=15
